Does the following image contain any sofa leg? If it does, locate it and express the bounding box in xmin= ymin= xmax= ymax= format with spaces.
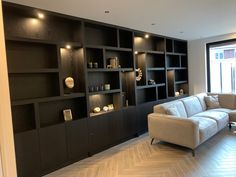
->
xmin=229 ymin=122 xmax=232 ymax=129
xmin=192 ymin=149 xmax=195 ymax=157
xmin=151 ymin=138 xmax=154 ymax=145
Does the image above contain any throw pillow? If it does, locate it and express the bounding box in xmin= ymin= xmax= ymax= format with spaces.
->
xmin=166 ymin=105 xmax=181 ymax=117
xmin=204 ymin=95 xmax=220 ymax=109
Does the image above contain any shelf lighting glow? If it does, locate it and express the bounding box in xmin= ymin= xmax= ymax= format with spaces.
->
xmin=37 ymin=13 xmax=45 ymax=19
xmin=65 ymin=45 xmax=71 ymax=49
xmin=144 ymin=34 xmax=149 ymax=38
xmin=134 ymin=51 xmax=138 ymax=55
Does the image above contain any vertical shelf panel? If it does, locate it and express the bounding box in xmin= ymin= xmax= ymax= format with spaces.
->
xmin=167 ymin=70 xmax=175 ymax=97
xmin=121 ymin=71 xmax=135 ymax=106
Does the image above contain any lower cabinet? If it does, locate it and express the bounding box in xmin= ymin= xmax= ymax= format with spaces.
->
xmin=136 ymin=102 xmax=155 ymax=133
xmin=39 ymin=124 xmax=68 ymax=174
xmin=14 ymin=130 xmax=41 ymax=177
xmin=121 ymin=106 xmax=137 ymax=139
xmin=65 ymin=119 xmax=89 ymax=162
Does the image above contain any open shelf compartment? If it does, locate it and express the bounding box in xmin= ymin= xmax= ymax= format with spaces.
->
xmin=39 ymin=97 xmax=87 ymax=128
xmin=60 ymin=47 xmax=85 ymax=94
xmin=89 ymin=92 xmax=121 ymax=117
xmin=84 ymin=22 xmax=117 ymax=47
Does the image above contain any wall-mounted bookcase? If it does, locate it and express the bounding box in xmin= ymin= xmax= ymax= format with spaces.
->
xmin=3 ymin=2 xmax=188 ymax=177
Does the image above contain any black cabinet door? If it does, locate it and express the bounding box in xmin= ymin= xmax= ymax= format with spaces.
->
xmin=88 ymin=114 xmax=111 ymax=154
xmin=14 ymin=130 xmax=41 ymax=177
xmin=136 ymin=102 xmax=155 ymax=133
xmin=122 ymin=107 xmax=137 ymax=139
xmin=65 ymin=119 xmax=89 ymax=162
xmin=39 ymin=124 xmax=68 ymax=174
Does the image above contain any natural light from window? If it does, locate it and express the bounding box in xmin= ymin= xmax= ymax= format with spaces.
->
xmin=209 ymin=43 xmax=236 ymax=93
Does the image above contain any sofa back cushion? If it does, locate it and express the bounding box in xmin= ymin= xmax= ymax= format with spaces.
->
xmin=181 ymin=96 xmax=203 ymax=117
xmin=195 ymin=93 xmax=207 ymax=111
xmin=208 ymin=93 xmax=236 ymax=109
xmin=153 ymin=100 xmax=187 ymax=118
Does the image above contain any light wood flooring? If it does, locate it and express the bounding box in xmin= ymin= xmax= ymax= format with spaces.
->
xmin=45 ymin=128 xmax=236 ymax=177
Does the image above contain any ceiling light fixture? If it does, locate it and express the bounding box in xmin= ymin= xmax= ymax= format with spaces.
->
xmin=144 ymin=34 xmax=149 ymax=39
xmin=105 ymin=10 xmax=110 ymax=14
xmin=37 ymin=12 xmax=45 ymax=19
xmin=151 ymin=23 xmax=156 ymax=26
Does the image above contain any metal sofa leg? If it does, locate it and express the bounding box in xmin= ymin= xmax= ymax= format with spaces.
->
xmin=151 ymin=138 xmax=154 ymax=145
xmin=192 ymin=149 xmax=195 ymax=157
xmin=229 ymin=122 xmax=232 ymax=129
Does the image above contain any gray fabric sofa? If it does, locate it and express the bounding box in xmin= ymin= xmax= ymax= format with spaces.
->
xmin=148 ymin=93 xmax=236 ymax=156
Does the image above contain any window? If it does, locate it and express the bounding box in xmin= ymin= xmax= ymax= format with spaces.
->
xmin=207 ymin=39 xmax=236 ymax=93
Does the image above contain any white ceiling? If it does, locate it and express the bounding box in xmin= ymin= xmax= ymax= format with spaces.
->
xmin=4 ymin=0 xmax=236 ymax=40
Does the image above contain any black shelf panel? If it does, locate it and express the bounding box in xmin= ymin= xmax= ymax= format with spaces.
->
xmin=119 ymin=29 xmax=133 ymax=49
xmin=147 ymin=68 xmax=165 ymax=71
xmin=175 ymin=80 xmax=188 ymax=84
xmin=166 ymin=52 xmax=187 ymax=56
xmin=11 ymin=92 xmax=86 ymax=106
xmin=137 ymin=83 xmax=165 ymax=90
xmin=137 ymin=87 xmax=157 ymax=104
xmin=88 ymin=89 xmax=121 ymax=95
xmin=90 ymin=110 xmax=117 ymax=117
xmin=167 ymin=67 xmax=187 ymax=70
xmin=87 ymin=68 xmax=133 ymax=72
xmin=9 ymin=68 xmax=59 ymax=74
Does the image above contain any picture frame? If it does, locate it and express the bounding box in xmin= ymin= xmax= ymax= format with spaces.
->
xmin=63 ymin=109 xmax=73 ymax=121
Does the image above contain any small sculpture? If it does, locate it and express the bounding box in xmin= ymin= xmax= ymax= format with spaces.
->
xmin=64 ymin=77 xmax=74 ymax=89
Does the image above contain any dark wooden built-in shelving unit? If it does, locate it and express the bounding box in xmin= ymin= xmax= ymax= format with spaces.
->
xmin=3 ymin=2 xmax=188 ymax=177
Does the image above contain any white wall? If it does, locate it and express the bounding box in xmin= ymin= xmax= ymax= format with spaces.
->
xmin=0 ymin=1 xmax=17 ymax=177
xmin=188 ymin=32 xmax=236 ymax=95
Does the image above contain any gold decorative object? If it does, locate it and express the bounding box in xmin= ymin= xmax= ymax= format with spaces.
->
xmin=110 ymin=57 xmax=119 ymax=68
xmin=63 ymin=109 xmax=73 ymax=121
xmin=108 ymin=104 xmax=114 ymax=111
xmin=93 ymin=107 xmax=101 ymax=113
xmin=175 ymin=91 xmax=180 ymax=97
xmin=136 ymin=68 xmax=142 ymax=81
xmin=64 ymin=77 xmax=74 ymax=89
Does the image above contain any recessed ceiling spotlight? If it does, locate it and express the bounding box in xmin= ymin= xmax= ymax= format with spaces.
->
xmin=144 ymin=34 xmax=149 ymax=39
xmin=151 ymin=23 xmax=156 ymax=26
xmin=37 ymin=12 xmax=45 ymax=19
xmin=134 ymin=51 xmax=138 ymax=55
xmin=66 ymin=45 xmax=71 ymax=49
xmin=179 ymin=31 xmax=184 ymax=34
xmin=105 ymin=10 xmax=110 ymax=14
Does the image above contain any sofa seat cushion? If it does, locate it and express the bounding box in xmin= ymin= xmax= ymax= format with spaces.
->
xmin=190 ymin=117 xmax=217 ymax=143
xmin=208 ymin=108 xmax=232 ymax=113
xmin=193 ymin=111 xmax=229 ymax=130
xmin=181 ymin=96 xmax=203 ymax=117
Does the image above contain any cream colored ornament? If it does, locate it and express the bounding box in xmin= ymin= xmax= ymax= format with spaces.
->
xmin=103 ymin=106 xmax=109 ymax=112
xmin=93 ymin=107 xmax=101 ymax=113
xmin=65 ymin=77 xmax=74 ymax=89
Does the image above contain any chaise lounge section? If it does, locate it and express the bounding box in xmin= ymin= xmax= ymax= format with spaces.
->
xmin=148 ymin=93 xmax=236 ymax=156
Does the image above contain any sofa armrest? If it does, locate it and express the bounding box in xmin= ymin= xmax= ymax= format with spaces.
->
xmin=148 ymin=113 xmax=200 ymax=149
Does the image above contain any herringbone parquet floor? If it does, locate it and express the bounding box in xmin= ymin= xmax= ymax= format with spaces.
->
xmin=45 ymin=128 xmax=236 ymax=177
